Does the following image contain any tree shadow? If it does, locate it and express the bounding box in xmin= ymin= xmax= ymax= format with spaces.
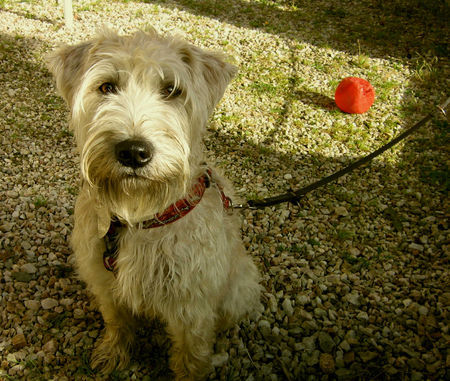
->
xmin=294 ymin=89 xmax=336 ymax=110
xmin=205 ymin=122 xmax=448 ymax=380
xmin=0 ymin=4 xmax=448 ymax=378
xmin=146 ymin=0 xmax=448 ymax=179
xmin=1 ymin=8 xmax=57 ymax=25
xmin=145 ymin=0 xmax=448 ymax=60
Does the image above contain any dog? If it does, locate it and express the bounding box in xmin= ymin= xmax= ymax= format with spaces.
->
xmin=47 ymin=29 xmax=261 ymax=380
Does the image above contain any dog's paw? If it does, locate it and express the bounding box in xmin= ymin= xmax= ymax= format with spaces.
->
xmin=91 ymin=337 xmax=131 ymax=374
xmin=170 ymin=349 xmax=212 ymax=381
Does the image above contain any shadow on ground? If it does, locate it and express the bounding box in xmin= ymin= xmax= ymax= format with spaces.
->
xmin=0 ymin=1 xmax=449 ymax=378
xmin=148 ymin=0 xmax=448 ymax=59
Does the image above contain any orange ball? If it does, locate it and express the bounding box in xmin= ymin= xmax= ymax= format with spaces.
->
xmin=334 ymin=77 xmax=375 ymax=114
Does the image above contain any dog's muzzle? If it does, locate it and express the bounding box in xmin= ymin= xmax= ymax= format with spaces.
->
xmin=115 ymin=138 xmax=154 ymax=169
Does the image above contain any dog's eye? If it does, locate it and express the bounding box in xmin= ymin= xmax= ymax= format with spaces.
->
xmin=161 ymin=84 xmax=182 ymax=99
xmin=99 ymin=82 xmax=117 ymax=95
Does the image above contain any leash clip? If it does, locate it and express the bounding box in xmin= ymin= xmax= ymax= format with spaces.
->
xmin=233 ymin=202 xmax=257 ymax=210
xmin=436 ymin=97 xmax=450 ymax=118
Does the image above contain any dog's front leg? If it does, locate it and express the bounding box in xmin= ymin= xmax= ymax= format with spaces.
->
xmin=71 ymin=193 xmax=136 ymax=374
xmin=167 ymin=316 xmax=215 ymax=381
xmin=90 ymin=295 xmax=137 ymax=374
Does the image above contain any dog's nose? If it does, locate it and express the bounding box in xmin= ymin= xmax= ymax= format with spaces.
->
xmin=115 ymin=139 xmax=153 ymax=169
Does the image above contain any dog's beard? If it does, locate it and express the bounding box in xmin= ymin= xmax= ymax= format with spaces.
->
xmin=85 ymin=164 xmax=189 ymax=224
xmin=94 ymin=175 xmax=187 ymax=224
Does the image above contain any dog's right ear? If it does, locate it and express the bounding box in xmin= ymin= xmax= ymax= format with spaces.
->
xmin=46 ymin=42 xmax=92 ymax=107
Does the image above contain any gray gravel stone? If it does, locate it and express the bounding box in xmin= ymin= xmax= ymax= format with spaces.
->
xmin=318 ymin=332 xmax=335 ymax=353
xmin=42 ymin=339 xmax=58 ymax=354
xmin=20 ymin=263 xmax=37 ymax=274
xmin=339 ymin=340 xmax=351 ymax=352
xmin=73 ymin=308 xmax=85 ymax=319
xmin=258 ymin=320 xmax=272 ymax=338
xmin=356 ymin=311 xmax=369 ymax=321
xmin=418 ymin=305 xmax=429 ymax=316
xmin=281 ymin=298 xmax=294 ymax=316
xmin=41 ymin=298 xmax=58 ymax=310
xmin=302 ymin=335 xmax=316 ymax=352
xmin=359 ymin=351 xmax=378 ymax=363
xmin=24 ymin=300 xmax=40 ymax=311
xmin=211 ymin=352 xmax=229 ymax=367
xmin=304 ymin=350 xmax=320 ymax=366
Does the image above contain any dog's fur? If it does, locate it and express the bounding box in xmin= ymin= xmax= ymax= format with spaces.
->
xmin=47 ymin=29 xmax=261 ymax=380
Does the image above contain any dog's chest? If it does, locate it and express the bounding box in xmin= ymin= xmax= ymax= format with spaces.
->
xmin=112 ymin=220 xmax=230 ymax=316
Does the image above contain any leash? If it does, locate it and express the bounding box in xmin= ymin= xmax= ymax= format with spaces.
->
xmin=234 ymin=97 xmax=449 ymax=210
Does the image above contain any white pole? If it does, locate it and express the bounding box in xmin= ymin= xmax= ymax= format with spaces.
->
xmin=63 ymin=0 xmax=73 ymax=29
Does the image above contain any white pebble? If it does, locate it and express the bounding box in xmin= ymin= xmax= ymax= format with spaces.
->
xmin=41 ymin=298 xmax=58 ymax=310
xmin=211 ymin=352 xmax=229 ymax=367
xmin=282 ymin=298 xmax=294 ymax=316
xmin=24 ymin=300 xmax=40 ymax=311
xmin=20 ymin=263 xmax=37 ymax=274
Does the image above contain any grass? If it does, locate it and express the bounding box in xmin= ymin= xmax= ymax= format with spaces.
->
xmin=74 ymin=351 xmax=96 ymax=377
xmin=20 ymin=359 xmax=44 ymax=380
xmin=76 ymin=0 xmax=105 ymax=12
xmin=376 ymin=80 xmax=401 ymax=103
xmin=412 ymin=55 xmax=440 ymax=83
xmin=250 ymin=81 xmax=279 ymax=95
xmin=307 ymin=238 xmax=320 ymax=246
xmin=66 ymin=186 xmax=78 ymax=196
xmin=33 ymin=196 xmax=48 ymax=208
xmin=346 ymin=254 xmax=370 ymax=269
xmin=335 ymin=229 xmax=355 ymax=241
xmin=383 ymin=207 xmax=404 ymax=231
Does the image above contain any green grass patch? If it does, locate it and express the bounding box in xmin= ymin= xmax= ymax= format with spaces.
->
xmin=335 ymin=229 xmax=355 ymax=241
xmin=250 ymin=81 xmax=278 ymax=95
xmin=33 ymin=196 xmax=48 ymax=208
xmin=413 ymin=55 xmax=439 ymax=83
xmin=342 ymin=252 xmax=370 ymax=269
xmin=307 ymin=238 xmax=320 ymax=246
xmin=376 ymin=80 xmax=401 ymax=102
xmin=76 ymin=0 xmax=104 ymax=12
xmin=66 ymin=186 xmax=78 ymax=196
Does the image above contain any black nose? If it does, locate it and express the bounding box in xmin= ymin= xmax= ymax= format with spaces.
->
xmin=115 ymin=139 xmax=153 ymax=169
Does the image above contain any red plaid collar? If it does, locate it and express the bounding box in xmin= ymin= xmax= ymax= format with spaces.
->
xmin=103 ymin=169 xmax=232 ymax=272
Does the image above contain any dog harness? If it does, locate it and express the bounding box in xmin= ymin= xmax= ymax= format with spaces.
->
xmin=102 ymin=169 xmax=232 ymax=272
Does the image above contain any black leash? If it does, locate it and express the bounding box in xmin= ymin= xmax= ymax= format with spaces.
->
xmin=234 ymin=97 xmax=449 ymax=210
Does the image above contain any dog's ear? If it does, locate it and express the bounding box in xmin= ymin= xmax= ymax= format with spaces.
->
xmin=199 ymin=51 xmax=237 ymax=112
xmin=178 ymin=43 xmax=237 ymax=113
xmin=46 ymin=42 xmax=92 ymax=107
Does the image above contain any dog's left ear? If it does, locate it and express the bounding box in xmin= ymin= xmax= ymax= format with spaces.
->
xmin=199 ymin=51 xmax=237 ymax=111
xmin=46 ymin=42 xmax=92 ymax=107
xmin=180 ymin=44 xmax=237 ymax=113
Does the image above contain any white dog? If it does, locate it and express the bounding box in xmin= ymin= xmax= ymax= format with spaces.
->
xmin=47 ymin=29 xmax=261 ymax=380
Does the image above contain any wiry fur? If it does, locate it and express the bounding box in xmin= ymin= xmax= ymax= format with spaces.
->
xmin=47 ymin=29 xmax=261 ymax=380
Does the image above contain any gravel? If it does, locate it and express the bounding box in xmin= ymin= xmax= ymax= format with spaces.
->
xmin=0 ymin=0 xmax=449 ymax=380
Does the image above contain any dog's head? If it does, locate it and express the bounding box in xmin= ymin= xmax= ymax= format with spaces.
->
xmin=47 ymin=29 xmax=236 ymax=221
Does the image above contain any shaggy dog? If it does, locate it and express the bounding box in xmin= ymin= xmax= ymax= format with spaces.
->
xmin=47 ymin=29 xmax=261 ymax=380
